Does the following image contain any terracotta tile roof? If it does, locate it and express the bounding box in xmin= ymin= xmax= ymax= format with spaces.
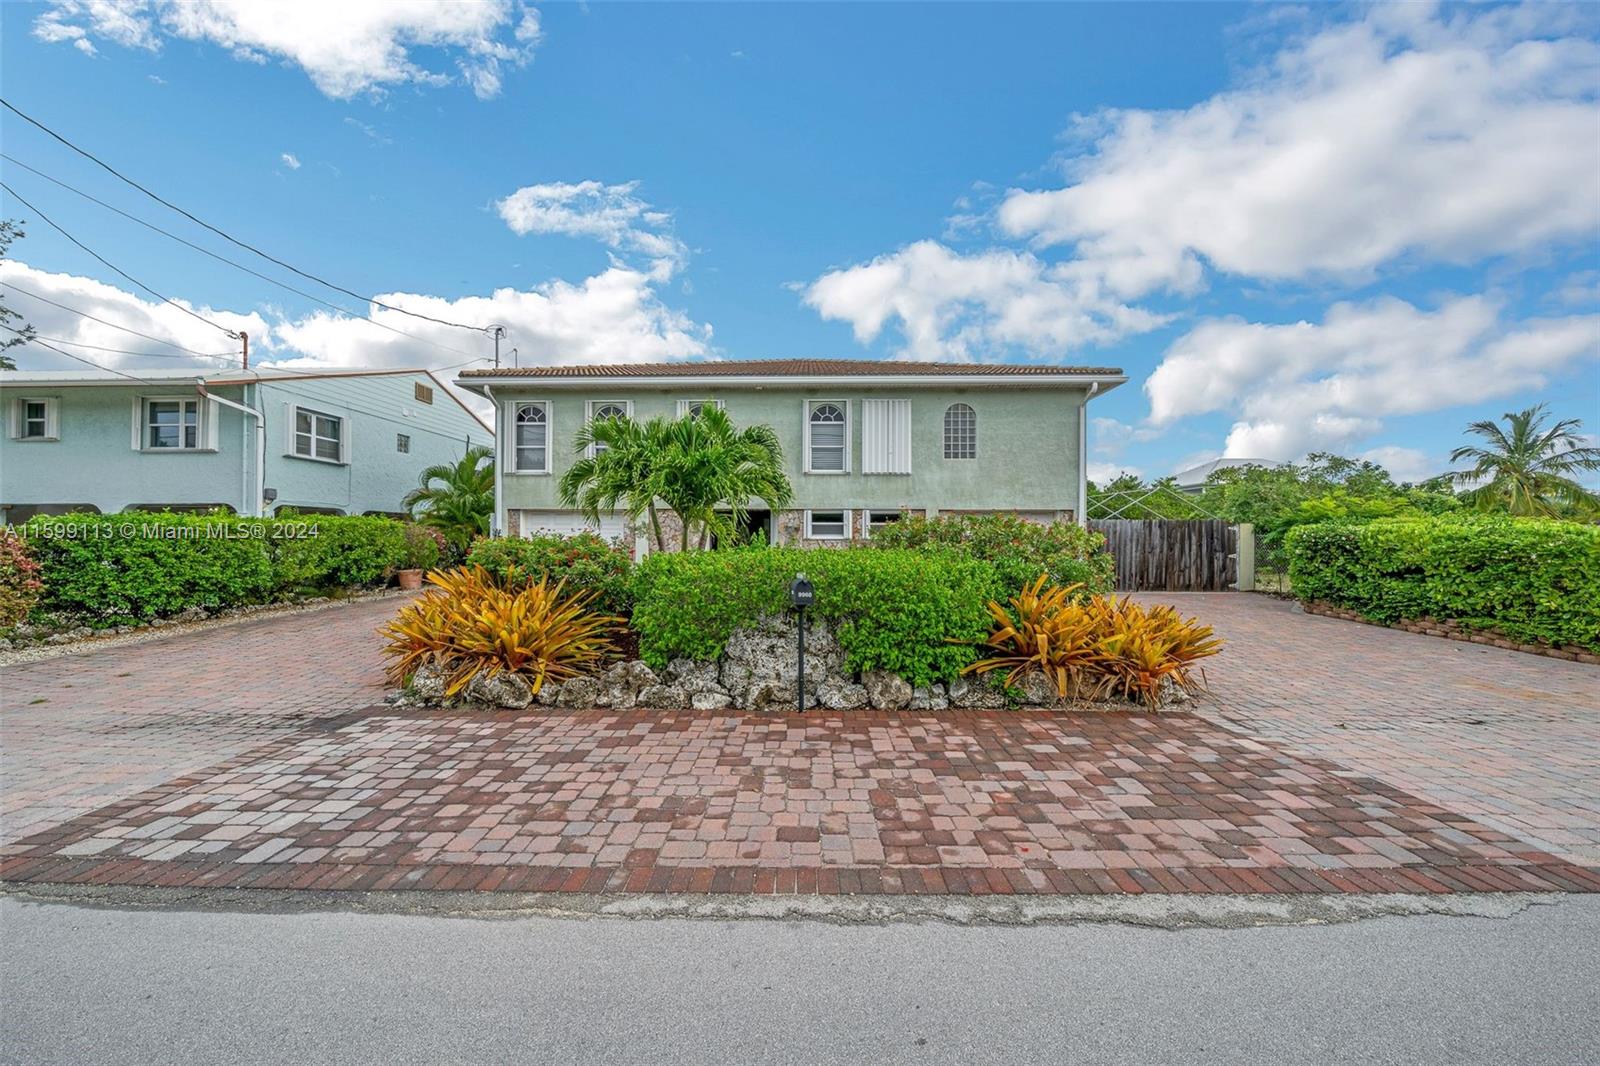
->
xmin=459 ymin=358 xmax=1123 ymax=379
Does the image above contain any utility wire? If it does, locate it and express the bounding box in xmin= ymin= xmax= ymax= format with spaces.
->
xmin=1 ymin=154 xmax=485 ymax=362
xmin=2 ymin=98 xmax=493 ymax=334
xmin=28 ymin=332 xmax=236 ymax=361
xmin=1 ymin=180 xmax=240 ymax=339
xmin=1 ymin=280 xmax=239 ymax=358
xmin=1 ymin=325 xmax=148 ymax=381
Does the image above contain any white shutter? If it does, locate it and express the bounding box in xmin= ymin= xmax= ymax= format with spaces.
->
xmin=45 ymin=399 xmax=60 ymax=441
xmin=204 ymin=398 xmax=221 ymax=451
xmin=131 ymin=396 xmax=143 ymax=450
xmin=6 ymin=399 xmax=16 ymax=440
xmin=282 ymin=402 xmax=295 ymax=455
xmin=339 ymin=415 xmax=352 ymax=464
xmin=862 ymin=399 xmax=911 ymax=475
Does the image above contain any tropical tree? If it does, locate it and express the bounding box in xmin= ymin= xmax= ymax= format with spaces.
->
xmin=403 ymin=445 xmax=495 ymax=554
xmin=560 ymin=413 xmax=674 ymax=550
xmin=1 ymin=219 xmax=35 ymax=371
xmin=1448 ymin=404 xmax=1600 ymax=517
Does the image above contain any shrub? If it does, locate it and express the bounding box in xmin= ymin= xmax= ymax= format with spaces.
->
xmin=380 ymin=566 xmax=621 ymax=696
xmin=19 ymin=511 xmax=411 ymax=625
xmin=468 ymin=533 xmax=633 ymax=618
xmin=967 ymin=576 xmax=1223 ymax=707
xmin=401 ymin=523 xmax=446 ymax=572
xmin=867 ymin=512 xmax=1115 ymax=599
xmin=1285 ymin=515 xmax=1600 ymax=650
xmin=0 ymin=529 xmax=45 ymax=629
xmin=629 ymin=546 xmax=1000 ymax=686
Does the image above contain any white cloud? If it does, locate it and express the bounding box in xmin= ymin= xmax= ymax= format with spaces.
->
xmin=803 ymin=240 xmax=1168 ymax=362
xmin=280 ymin=152 xmax=301 ymax=170
xmin=997 ymin=4 xmax=1600 ymax=297
xmin=495 ymin=180 xmax=687 ymax=278
xmin=34 ymin=1 xmax=543 ymax=100
xmin=1087 ymin=461 xmax=1144 ymax=485
xmin=1146 ymin=294 xmax=1600 ymax=460
xmin=1359 ymin=445 xmax=1438 ymax=484
xmin=0 ymin=260 xmax=709 ymax=377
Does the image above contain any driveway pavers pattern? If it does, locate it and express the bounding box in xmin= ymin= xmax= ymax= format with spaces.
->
xmin=2 ymin=592 xmax=1596 ymax=894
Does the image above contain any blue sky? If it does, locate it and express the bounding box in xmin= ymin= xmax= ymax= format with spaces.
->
xmin=2 ymin=1 xmax=1596 ymax=483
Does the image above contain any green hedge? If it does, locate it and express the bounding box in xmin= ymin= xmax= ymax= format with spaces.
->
xmin=466 ymin=533 xmax=633 ymax=618
xmin=1285 ymin=516 xmax=1600 ymax=650
xmin=18 ymin=511 xmax=411 ymax=626
xmin=629 ymin=546 xmax=1000 ymax=685
xmin=866 ymin=512 xmax=1115 ymax=599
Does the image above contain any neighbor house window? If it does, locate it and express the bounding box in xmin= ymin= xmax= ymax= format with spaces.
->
xmin=943 ymin=402 xmax=976 ymax=459
xmin=676 ymin=398 xmax=724 ymax=418
xmin=414 ymin=382 xmax=434 ymax=405
xmin=14 ymin=398 xmax=57 ymax=441
xmin=867 ymin=510 xmax=904 ymax=535
xmin=396 ymin=433 xmax=410 ymax=453
xmin=293 ymin=407 xmax=345 ymax=462
xmin=805 ymin=510 xmax=850 ymax=539
xmin=513 ymin=401 xmax=549 ymax=472
xmin=806 ymin=400 xmax=849 ymax=473
xmin=587 ymin=400 xmax=631 ymax=456
xmin=145 ymin=398 xmax=200 ymax=450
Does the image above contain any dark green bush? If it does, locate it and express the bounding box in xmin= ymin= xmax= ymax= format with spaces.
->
xmin=467 ymin=533 xmax=633 ymax=618
xmin=629 ymin=546 xmax=1000 ymax=685
xmin=1285 ymin=515 xmax=1600 ymax=650
xmin=865 ymin=512 xmax=1115 ymax=598
xmin=20 ymin=511 xmax=410 ymax=625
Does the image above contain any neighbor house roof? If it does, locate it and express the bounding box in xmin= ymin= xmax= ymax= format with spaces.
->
xmin=458 ymin=358 xmax=1126 ymax=392
xmin=1172 ymin=457 xmax=1286 ymax=488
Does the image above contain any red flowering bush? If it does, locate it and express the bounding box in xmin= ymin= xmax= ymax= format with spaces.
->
xmin=0 ymin=529 xmax=44 ymax=629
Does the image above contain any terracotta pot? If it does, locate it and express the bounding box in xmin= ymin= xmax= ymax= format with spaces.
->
xmin=397 ymin=569 xmax=423 ymax=591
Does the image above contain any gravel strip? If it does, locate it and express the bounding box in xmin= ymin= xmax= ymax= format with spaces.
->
xmin=0 ymin=589 xmax=413 ymax=668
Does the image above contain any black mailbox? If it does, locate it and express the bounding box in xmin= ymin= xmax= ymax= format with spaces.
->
xmin=789 ymin=574 xmax=814 ymax=609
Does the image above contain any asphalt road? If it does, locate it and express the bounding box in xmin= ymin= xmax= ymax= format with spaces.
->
xmin=3 ymin=893 xmax=1598 ymax=1066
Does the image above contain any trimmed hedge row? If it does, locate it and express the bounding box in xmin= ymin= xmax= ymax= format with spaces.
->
xmin=629 ymin=546 xmax=1001 ymax=686
xmin=18 ymin=511 xmax=412 ymax=626
xmin=867 ymin=512 xmax=1115 ymax=600
xmin=1284 ymin=515 xmax=1600 ymax=651
xmin=467 ymin=533 xmax=633 ymax=618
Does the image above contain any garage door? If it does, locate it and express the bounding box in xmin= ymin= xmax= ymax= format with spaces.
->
xmin=516 ymin=510 xmax=627 ymax=542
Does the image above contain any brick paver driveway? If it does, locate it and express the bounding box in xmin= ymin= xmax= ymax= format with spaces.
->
xmin=3 ymin=593 xmax=1596 ymax=895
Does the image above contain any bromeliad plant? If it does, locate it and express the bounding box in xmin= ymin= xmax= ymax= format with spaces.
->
xmin=965 ymin=575 xmax=1223 ymax=708
xmin=380 ymin=566 xmax=621 ymax=697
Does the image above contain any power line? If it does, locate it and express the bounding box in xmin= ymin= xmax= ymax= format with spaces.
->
xmin=1 ymin=325 xmax=147 ymax=381
xmin=1 ymin=154 xmax=486 ymax=362
xmin=29 ymin=332 xmax=236 ymax=361
xmin=1 ymin=180 xmax=240 ymax=340
xmin=2 ymin=97 xmax=494 ymax=335
xmin=1 ymin=279 xmax=238 ymax=358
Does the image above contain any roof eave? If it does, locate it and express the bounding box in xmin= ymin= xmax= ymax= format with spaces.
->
xmin=456 ymin=372 xmax=1128 ymax=396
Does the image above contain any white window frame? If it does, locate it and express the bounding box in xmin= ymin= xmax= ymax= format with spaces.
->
xmin=586 ymin=399 xmax=633 ymax=458
xmin=866 ymin=509 xmax=905 ymax=535
xmin=11 ymin=397 xmax=59 ymax=441
xmin=288 ymin=404 xmax=348 ymax=465
xmin=803 ymin=399 xmax=851 ymax=475
xmin=804 ymin=509 xmax=851 ymax=540
xmin=510 ymin=400 xmax=552 ymax=475
xmin=675 ymin=398 xmax=725 ymax=418
xmin=139 ymin=396 xmax=205 ymax=453
xmin=943 ymin=402 xmax=977 ymax=460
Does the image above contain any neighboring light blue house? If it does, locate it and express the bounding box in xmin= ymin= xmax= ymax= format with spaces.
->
xmin=456 ymin=358 xmax=1125 ymax=546
xmin=0 ymin=367 xmax=491 ymax=521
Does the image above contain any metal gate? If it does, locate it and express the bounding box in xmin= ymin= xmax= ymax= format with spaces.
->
xmin=1089 ymin=519 xmax=1238 ymax=592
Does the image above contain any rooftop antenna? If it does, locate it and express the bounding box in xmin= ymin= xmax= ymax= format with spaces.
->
xmin=487 ymin=325 xmax=506 ymax=368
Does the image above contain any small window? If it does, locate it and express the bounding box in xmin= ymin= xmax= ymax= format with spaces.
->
xmin=867 ymin=510 xmax=904 ymax=535
xmin=396 ymin=433 xmax=410 ymax=454
xmin=676 ymin=398 xmax=724 ymax=419
xmin=414 ymin=382 xmax=434 ymax=405
xmin=807 ymin=401 xmax=848 ymax=473
xmin=16 ymin=398 xmax=55 ymax=441
xmin=146 ymin=398 xmax=200 ymax=450
xmin=513 ymin=401 xmax=549 ymax=472
xmin=943 ymin=403 xmax=976 ymax=460
xmin=293 ymin=407 xmax=344 ymax=462
xmin=805 ymin=510 xmax=850 ymax=539
xmin=587 ymin=401 xmax=631 ymax=456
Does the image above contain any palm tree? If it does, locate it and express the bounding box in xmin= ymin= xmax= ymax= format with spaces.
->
xmin=560 ymin=414 xmax=673 ymax=550
xmin=403 ymin=445 xmax=495 ymax=554
xmin=1449 ymin=405 xmax=1600 ymax=518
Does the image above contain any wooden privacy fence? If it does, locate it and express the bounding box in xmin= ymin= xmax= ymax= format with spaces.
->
xmin=1089 ymin=519 xmax=1240 ymax=592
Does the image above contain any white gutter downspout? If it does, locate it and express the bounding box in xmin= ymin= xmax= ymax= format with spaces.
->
xmin=484 ymin=385 xmax=504 ymax=537
xmin=1078 ymin=381 xmax=1100 ymax=527
xmin=197 ymin=380 xmax=266 ymax=517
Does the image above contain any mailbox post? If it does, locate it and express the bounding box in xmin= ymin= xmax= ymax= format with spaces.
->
xmin=789 ymin=574 xmax=814 ymax=712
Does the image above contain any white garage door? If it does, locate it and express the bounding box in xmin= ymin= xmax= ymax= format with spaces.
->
xmin=516 ymin=509 xmax=627 ymax=542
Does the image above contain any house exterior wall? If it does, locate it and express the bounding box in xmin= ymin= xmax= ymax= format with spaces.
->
xmin=0 ymin=373 xmax=491 ymax=521
xmin=0 ymin=383 xmax=254 ymax=516
xmin=488 ymin=385 xmax=1088 ymax=543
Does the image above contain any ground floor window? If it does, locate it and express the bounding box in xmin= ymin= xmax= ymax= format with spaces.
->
xmin=866 ymin=509 xmax=905 ymax=535
xmin=805 ymin=509 xmax=850 ymax=539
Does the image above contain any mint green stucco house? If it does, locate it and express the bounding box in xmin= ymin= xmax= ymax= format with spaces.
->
xmin=457 ymin=358 xmax=1125 ymax=547
xmin=0 ymin=367 xmax=491 ymax=522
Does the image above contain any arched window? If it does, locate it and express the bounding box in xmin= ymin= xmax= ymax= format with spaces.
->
xmin=513 ymin=402 xmax=549 ymax=472
xmin=943 ymin=403 xmax=976 ymax=459
xmin=807 ymin=401 xmax=848 ymax=472
xmin=587 ymin=401 xmax=630 ymax=456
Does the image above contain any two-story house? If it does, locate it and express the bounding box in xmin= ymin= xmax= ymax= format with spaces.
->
xmin=0 ymin=367 xmax=492 ymax=521
xmin=456 ymin=358 xmax=1125 ymax=548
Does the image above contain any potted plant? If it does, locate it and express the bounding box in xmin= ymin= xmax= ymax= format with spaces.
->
xmin=397 ymin=524 xmax=444 ymax=590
